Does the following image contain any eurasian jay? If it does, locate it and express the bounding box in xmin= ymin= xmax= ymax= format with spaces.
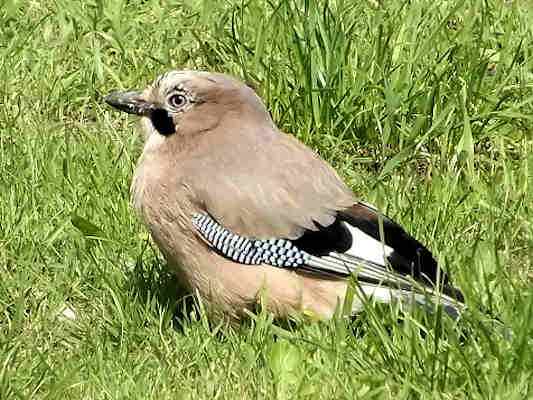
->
xmin=105 ymin=70 xmax=464 ymax=320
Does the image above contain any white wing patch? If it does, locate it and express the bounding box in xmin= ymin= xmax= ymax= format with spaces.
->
xmin=343 ymin=222 xmax=394 ymax=267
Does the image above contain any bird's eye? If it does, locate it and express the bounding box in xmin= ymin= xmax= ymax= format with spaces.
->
xmin=168 ymin=93 xmax=188 ymax=109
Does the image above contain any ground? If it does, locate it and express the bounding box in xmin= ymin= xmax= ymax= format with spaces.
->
xmin=0 ymin=0 xmax=532 ymax=399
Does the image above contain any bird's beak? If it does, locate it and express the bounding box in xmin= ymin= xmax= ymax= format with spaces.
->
xmin=104 ymin=90 xmax=154 ymax=116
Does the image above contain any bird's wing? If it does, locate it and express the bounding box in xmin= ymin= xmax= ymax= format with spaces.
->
xmin=185 ymin=131 xmax=463 ymax=315
xmin=192 ymin=203 xmax=464 ymax=316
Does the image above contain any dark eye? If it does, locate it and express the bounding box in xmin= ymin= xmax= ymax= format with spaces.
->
xmin=168 ymin=93 xmax=188 ymax=109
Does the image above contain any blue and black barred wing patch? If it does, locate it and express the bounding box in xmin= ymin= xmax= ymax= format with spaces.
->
xmin=192 ymin=213 xmax=310 ymax=268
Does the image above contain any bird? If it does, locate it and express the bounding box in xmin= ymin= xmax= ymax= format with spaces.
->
xmin=104 ymin=70 xmax=464 ymax=321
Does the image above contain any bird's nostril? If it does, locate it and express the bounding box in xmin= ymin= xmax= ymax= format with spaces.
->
xmin=150 ymin=108 xmax=175 ymax=136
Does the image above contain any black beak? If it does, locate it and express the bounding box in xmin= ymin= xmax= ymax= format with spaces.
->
xmin=104 ymin=90 xmax=154 ymax=116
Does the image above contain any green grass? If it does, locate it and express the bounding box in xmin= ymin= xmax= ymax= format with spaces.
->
xmin=1 ymin=0 xmax=532 ymax=398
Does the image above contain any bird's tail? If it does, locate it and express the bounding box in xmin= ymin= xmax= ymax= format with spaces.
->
xmin=355 ymin=280 xmax=463 ymax=319
xmin=303 ymin=252 xmax=464 ymax=318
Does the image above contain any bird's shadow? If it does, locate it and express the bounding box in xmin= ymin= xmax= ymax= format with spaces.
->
xmin=125 ymin=253 xmax=201 ymax=332
xmin=124 ymin=250 xmax=310 ymax=337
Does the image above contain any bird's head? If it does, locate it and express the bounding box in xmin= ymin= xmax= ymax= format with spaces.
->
xmin=105 ymin=70 xmax=272 ymax=146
